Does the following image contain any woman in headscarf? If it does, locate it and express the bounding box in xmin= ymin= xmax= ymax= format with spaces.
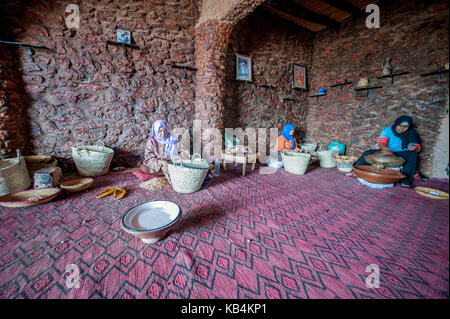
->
xmin=276 ymin=123 xmax=300 ymax=152
xmin=268 ymin=123 xmax=300 ymax=168
xmin=140 ymin=120 xmax=184 ymax=174
xmin=354 ymin=115 xmax=421 ymax=188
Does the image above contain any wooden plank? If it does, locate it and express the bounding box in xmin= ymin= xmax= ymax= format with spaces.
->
xmin=264 ymin=0 xmax=340 ymax=29
xmin=321 ymin=0 xmax=363 ymax=16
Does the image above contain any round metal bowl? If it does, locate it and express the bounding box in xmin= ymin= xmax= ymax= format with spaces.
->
xmin=121 ymin=201 xmax=181 ymax=244
xmin=354 ymin=165 xmax=406 ymax=184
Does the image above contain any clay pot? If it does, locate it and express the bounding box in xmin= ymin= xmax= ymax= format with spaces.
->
xmin=353 ymin=165 xmax=406 ymax=184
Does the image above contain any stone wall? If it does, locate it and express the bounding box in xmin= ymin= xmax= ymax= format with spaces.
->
xmin=0 ymin=0 xmax=199 ymax=168
xmin=224 ymin=13 xmax=315 ymax=149
xmin=306 ymin=0 xmax=449 ymax=175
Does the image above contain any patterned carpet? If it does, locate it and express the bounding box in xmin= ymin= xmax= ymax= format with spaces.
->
xmin=0 ymin=164 xmax=448 ymax=299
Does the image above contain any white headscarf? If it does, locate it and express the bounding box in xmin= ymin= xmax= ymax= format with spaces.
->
xmin=152 ymin=120 xmax=178 ymax=159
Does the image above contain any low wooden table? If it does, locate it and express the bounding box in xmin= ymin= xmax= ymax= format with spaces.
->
xmin=220 ymin=151 xmax=259 ymax=176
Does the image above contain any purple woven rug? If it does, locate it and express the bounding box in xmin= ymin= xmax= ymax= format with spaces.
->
xmin=0 ymin=165 xmax=448 ymax=299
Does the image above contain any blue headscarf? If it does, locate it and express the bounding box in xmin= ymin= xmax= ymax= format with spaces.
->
xmin=282 ymin=124 xmax=295 ymax=150
xmin=152 ymin=120 xmax=179 ymax=159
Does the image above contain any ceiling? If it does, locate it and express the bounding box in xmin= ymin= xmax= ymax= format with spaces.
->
xmin=254 ymin=0 xmax=379 ymax=32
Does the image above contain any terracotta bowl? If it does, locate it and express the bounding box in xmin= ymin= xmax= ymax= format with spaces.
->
xmin=121 ymin=201 xmax=182 ymax=243
xmin=354 ymin=165 xmax=406 ymax=184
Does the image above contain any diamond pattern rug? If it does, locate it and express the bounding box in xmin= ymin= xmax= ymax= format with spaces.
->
xmin=0 ymin=165 xmax=448 ymax=299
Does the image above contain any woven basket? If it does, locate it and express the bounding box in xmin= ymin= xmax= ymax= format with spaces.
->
xmin=167 ymin=153 xmax=209 ymax=193
xmin=0 ymin=150 xmax=31 ymax=196
xmin=71 ymin=141 xmax=114 ymax=177
xmin=25 ymin=156 xmax=58 ymax=178
xmin=281 ymin=151 xmax=311 ymax=175
xmin=0 ymin=187 xmax=61 ymax=208
xmin=317 ymin=150 xmax=337 ymax=168
xmin=300 ymin=143 xmax=318 ymax=153
xmin=415 ymin=187 xmax=449 ymax=200
xmin=334 ymin=155 xmax=359 ymax=173
xmin=60 ymin=178 xmax=94 ymax=193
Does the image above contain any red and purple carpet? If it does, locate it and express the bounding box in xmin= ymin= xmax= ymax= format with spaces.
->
xmin=0 ymin=165 xmax=448 ymax=299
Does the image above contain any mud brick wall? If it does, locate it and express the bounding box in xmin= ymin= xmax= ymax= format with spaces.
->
xmin=224 ymin=13 xmax=314 ymax=150
xmin=306 ymin=0 xmax=449 ymax=175
xmin=0 ymin=0 xmax=199 ymax=168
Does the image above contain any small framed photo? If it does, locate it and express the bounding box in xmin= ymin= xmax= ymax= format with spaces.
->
xmin=292 ymin=64 xmax=307 ymax=90
xmin=116 ymin=29 xmax=131 ymax=44
xmin=236 ymin=54 xmax=252 ymax=81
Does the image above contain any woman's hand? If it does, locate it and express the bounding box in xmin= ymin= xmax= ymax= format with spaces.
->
xmin=408 ymin=145 xmax=418 ymax=152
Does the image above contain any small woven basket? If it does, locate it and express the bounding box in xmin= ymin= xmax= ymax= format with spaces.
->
xmin=281 ymin=151 xmax=311 ymax=175
xmin=167 ymin=153 xmax=209 ymax=193
xmin=300 ymin=143 xmax=317 ymax=153
xmin=71 ymin=141 xmax=114 ymax=177
xmin=0 ymin=150 xmax=31 ymax=196
xmin=334 ymin=155 xmax=359 ymax=173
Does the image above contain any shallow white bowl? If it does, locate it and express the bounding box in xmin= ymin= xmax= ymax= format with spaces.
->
xmin=121 ymin=201 xmax=182 ymax=243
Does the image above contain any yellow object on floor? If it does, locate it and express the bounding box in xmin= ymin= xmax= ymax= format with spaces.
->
xmin=113 ymin=187 xmax=126 ymax=199
xmin=96 ymin=186 xmax=126 ymax=199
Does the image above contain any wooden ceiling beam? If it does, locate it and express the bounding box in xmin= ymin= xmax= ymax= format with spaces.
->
xmin=252 ymin=7 xmax=312 ymax=32
xmin=264 ymin=0 xmax=340 ymax=29
xmin=321 ymin=0 xmax=364 ymax=16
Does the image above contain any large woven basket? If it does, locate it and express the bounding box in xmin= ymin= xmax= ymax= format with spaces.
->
xmin=281 ymin=151 xmax=311 ymax=175
xmin=71 ymin=141 xmax=114 ymax=177
xmin=167 ymin=154 xmax=209 ymax=193
xmin=0 ymin=150 xmax=31 ymax=196
xmin=317 ymin=150 xmax=337 ymax=168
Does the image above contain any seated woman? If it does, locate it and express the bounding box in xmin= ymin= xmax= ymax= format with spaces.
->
xmin=354 ymin=115 xmax=421 ymax=188
xmin=268 ymin=124 xmax=300 ymax=168
xmin=140 ymin=120 xmax=184 ymax=175
xmin=276 ymin=123 xmax=300 ymax=152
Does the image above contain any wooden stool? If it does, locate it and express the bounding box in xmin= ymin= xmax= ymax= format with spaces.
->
xmin=220 ymin=151 xmax=259 ymax=176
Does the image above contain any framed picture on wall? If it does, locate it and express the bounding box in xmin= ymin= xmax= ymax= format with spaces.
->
xmin=292 ymin=64 xmax=307 ymax=90
xmin=236 ymin=54 xmax=252 ymax=81
xmin=116 ymin=29 xmax=131 ymax=44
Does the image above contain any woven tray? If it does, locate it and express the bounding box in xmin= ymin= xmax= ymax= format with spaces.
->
xmin=0 ymin=188 xmax=61 ymax=208
xmin=415 ymin=187 xmax=449 ymax=200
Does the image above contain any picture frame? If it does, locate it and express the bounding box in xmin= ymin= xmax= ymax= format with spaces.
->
xmin=116 ymin=29 xmax=131 ymax=45
xmin=236 ymin=54 xmax=252 ymax=82
xmin=292 ymin=64 xmax=307 ymax=90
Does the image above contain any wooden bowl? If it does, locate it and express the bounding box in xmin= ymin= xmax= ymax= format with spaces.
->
xmin=60 ymin=178 xmax=94 ymax=193
xmin=0 ymin=188 xmax=61 ymax=208
xmin=415 ymin=187 xmax=449 ymax=200
xmin=353 ymin=165 xmax=406 ymax=184
xmin=24 ymin=155 xmax=52 ymax=163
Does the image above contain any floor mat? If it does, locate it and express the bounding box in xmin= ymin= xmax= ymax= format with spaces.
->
xmin=0 ymin=165 xmax=448 ymax=299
